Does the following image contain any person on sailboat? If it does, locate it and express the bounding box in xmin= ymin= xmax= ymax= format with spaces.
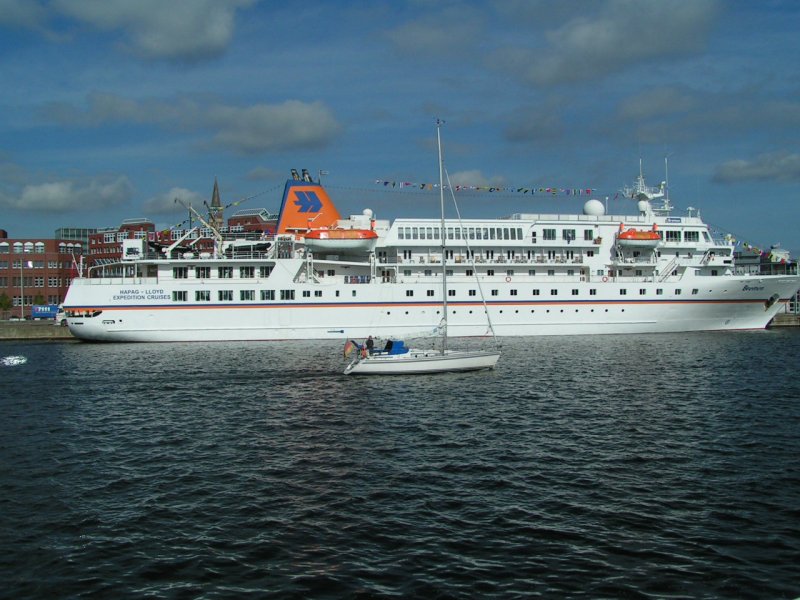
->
xmin=365 ymin=336 xmax=374 ymax=355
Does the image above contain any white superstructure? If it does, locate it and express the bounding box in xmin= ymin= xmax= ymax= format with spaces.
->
xmin=63 ymin=172 xmax=800 ymax=342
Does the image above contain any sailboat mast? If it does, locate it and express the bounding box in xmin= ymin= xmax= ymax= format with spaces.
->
xmin=437 ymin=119 xmax=447 ymax=353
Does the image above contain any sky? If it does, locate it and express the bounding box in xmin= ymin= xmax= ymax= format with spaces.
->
xmin=1 ymin=0 xmax=799 ymax=256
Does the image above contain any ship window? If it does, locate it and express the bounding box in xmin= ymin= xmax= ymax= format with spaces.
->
xmin=620 ymin=289 xmax=627 ymax=295
xmin=449 ymin=289 xmax=456 ymax=297
xmin=172 ymin=291 xmax=187 ymax=302
xmin=406 ymin=290 xmax=414 ymax=297
xmin=685 ymin=231 xmax=700 ymax=242
xmin=412 ymin=227 xmax=419 ymax=240
xmin=196 ymin=290 xmax=210 ymax=301
xmin=327 ymin=270 xmax=335 ymax=276
xmin=466 ymin=269 xmax=473 ymax=277
xmin=548 ymin=270 xmax=555 ymax=276
xmin=173 ymin=267 xmax=188 ymax=279
xmin=424 ymin=269 xmax=432 ymax=276
xmin=352 ymin=290 xmax=357 ymax=297
xmin=550 ymin=289 xmax=557 ymax=296
xmin=487 ymin=269 xmax=494 ymax=276
xmin=280 ymin=289 xmax=295 ymax=300
xmin=510 ymin=289 xmax=517 ymax=296
xmin=675 ymin=289 xmax=682 ymax=295
xmin=260 ymin=266 xmax=273 ymax=278
xmin=240 ymin=266 xmax=255 ymax=278
xmin=572 ymin=289 xmax=578 ymax=295
xmin=469 ymin=289 xmax=476 ymax=296
xmin=261 ymin=290 xmax=275 ymax=301
xmin=532 ymin=289 xmax=540 ymax=295
xmin=315 ymin=290 xmax=322 ymax=297
xmin=529 ymin=269 xmax=536 ymax=276
xmin=562 ymin=229 xmax=576 ymax=242
xmin=543 ymin=228 xmax=556 ymax=241
xmin=491 ymin=289 xmax=498 ymax=296
xmin=241 ymin=290 xmax=255 ymax=301
xmin=711 ymin=270 xmax=718 ymax=276
xmin=692 ymin=289 xmax=699 ymax=295
xmin=196 ymin=266 xmax=210 ymax=279
xmin=403 ymin=270 xmax=411 ymax=276
xmin=427 ymin=290 xmax=435 ymax=297
xmin=656 ymin=288 xmax=663 ymax=295
xmin=639 ymin=288 xmax=646 ymax=295
xmin=665 ymin=230 xmax=680 ymax=242
xmin=219 ymin=290 xmax=233 ymax=301
xmin=218 ymin=267 xmax=233 ymax=279
xmin=590 ymin=289 xmax=597 ymax=295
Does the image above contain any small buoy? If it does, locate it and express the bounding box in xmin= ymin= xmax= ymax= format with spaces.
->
xmin=1 ymin=355 xmax=27 ymax=367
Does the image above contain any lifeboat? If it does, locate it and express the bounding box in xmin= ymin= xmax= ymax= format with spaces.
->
xmin=303 ymin=228 xmax=378 ymax=252
xmin=616 ymin=223 xmax=661 ymax=248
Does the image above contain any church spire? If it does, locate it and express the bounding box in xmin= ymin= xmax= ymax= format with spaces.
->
xmin=209 ymin=177 xmax=223 ymax=231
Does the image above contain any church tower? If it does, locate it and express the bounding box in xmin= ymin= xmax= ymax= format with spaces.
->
xmin=209 ymin=177 xmax=224 ymax=232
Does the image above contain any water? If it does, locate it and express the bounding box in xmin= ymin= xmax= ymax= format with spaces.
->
xmin=2 ymin=331 xmax=799 ymax=598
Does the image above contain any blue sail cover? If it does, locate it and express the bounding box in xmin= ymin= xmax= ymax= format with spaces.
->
xmin=385 ymin=340 xmax=409 ymax=355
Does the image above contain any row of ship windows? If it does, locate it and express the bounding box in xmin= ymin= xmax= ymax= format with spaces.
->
xmin=172 ymin=266 xmax=273 ymax=279
xmin=395 ymin=226 xmax=708 ymax=243
xmin=171 ymin=287 xmax=703 ymax=302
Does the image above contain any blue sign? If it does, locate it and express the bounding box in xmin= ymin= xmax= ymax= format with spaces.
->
xmin=294 ymin=191 xmax=322 ymax=213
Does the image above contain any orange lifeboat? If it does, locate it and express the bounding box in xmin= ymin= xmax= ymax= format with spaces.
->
xmin=617 ymin=223 xmax=661 ymax=248
xmin=303 ymin=228 xmax=378 ymax=252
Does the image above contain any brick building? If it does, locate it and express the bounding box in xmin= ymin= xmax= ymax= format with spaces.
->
xmin=0 ymin=230 xmax=85 ymax=318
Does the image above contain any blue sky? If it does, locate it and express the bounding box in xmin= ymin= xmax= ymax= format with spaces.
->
xmin=1 ymin=0 xmax=798 ymax=255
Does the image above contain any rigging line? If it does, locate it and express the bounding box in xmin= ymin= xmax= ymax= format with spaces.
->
xmin=444 ymin=167 xmax=501 ymax=349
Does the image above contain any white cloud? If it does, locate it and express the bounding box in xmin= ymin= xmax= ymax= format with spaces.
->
xmin=493 ymin=0 xmax=721 ymax=86
xmin=52 ymin=0 xmax=255 ymax=61
xmin=207 ymin=100 xmax=342 ymax=154
xmin=42 ymin=94 xmax=343 ymax=154
xmin=0 ymin=176 xmax=132 ymax=212
xmin=143 ymin=187 xmax=204 ymax=216
xmin=448 ymin=170 xmax=506 ymax=188
xmin=0 ymin=0 xmax=47 ymax=28
xmin=713 ymin=152 xmax=800 ymax=184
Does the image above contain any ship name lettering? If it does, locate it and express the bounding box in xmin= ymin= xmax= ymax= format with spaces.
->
xmin=742 ymin=285 xmax=765 ymax=292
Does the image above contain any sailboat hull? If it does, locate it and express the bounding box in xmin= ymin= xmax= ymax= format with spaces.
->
xmin=344 ymin=349 xmax=500 ymax=375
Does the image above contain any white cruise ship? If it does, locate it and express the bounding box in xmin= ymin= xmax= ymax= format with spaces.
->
xmin=63 ymin=171 xmax=800 ymax=342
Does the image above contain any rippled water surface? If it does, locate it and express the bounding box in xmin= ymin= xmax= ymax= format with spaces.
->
xmin=2 ymin=331 xmax=799 ymax=598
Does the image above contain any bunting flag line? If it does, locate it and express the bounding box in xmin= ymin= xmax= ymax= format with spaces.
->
xmin=374 ymin=179 xmax=597 ymax=196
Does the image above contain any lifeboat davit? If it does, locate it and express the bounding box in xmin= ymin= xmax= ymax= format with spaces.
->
xmin=617 ymin=223 xmax=661 ymax=248
xmin=303 ymin=228 xmax=378 ymax=252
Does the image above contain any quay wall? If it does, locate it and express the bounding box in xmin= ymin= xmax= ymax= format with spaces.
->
xmin=0 ymin=321 xmax=75 ymax=341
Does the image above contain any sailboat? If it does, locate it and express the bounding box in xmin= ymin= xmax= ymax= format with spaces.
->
xmin=343 ymin=121 xmax=501 ymax=375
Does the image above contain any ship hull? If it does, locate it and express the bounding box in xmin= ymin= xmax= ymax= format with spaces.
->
xmin=64 ymin=275 xmax=800 ymax=342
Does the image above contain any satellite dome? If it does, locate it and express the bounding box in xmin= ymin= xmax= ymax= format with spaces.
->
xmin=362 ymin=208 xmax=374 ymax=218
xmin=583 ymin=199 xmax=605 ymax=216
xmin=637 ymin=200 xmax=649 ymax=214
